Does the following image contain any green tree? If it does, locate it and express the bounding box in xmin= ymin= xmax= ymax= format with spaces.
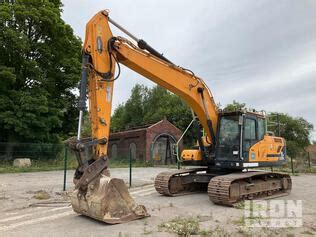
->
xmin=142 ymin=85 xmax=192 ymax=133
xmin=110 ymin=84 xmax=194 ymax=145
xmin=111 ymin=84 xmax=192 ymax=134
xmin=0 ymin=0 xmax=81 ymax=150
xmin=111 ymin=84 xmax=147 ymax=131
xmin=223 ymin=100 xmax=246 ymax=112
xmin=268 ymin=113 xmax=313 ymax=158
xmin=110 ymin=104 xmax=126 ymax=132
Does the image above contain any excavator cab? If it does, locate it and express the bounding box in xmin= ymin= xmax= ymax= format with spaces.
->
xmin=215 ymin=111 xmax=287 ymax=170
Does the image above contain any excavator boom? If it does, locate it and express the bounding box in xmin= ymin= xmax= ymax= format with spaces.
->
xmin=78 ymin=11 xmax=218 ymax=158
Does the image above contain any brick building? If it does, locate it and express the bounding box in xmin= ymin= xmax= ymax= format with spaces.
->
xmin=306 ymin=144 xmax=316 ymax=164
xmin=108 ymin=119 xmax=183 ymax=165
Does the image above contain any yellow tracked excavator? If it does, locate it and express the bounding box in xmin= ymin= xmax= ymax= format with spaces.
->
xmin=69 ymin=10 xmax=291 ymax=224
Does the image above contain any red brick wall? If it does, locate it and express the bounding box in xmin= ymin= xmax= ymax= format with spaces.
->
xmin=108 ymin=129 xmax=146 ymax=161
xmin=306 ymin=145 xmax=316 ymax=163
xmin=145 ymin=119 xmax=183 ymax=161
xmin=108 ymin=119 xmax=183 ymax=162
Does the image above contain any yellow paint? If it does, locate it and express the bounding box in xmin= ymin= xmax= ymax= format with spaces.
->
xmin=181 ymin=149 xmax=203 ymax=161
xmin=83 ymin=11 xmax=115 ymax=158
xmin=249 ymin=135 xmax=285 ymax=162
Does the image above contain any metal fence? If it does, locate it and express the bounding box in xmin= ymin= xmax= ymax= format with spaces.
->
xmin=1 ymin=142 xmax=315 ymax=172
xmin=268 ymin=151 xmax=316 ymax=174
xmin=0 ymin=142 xmax=315 ymax=191
xmin=0 ymin=142 xmax=78 ymax=176
xmin=0 ymin=142 xmax=148 ymax=190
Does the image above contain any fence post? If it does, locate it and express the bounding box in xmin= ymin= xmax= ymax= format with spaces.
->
xmin=308 ymin=152 xmax=311 ymax=170
xmin=129 ymin=147 xmax=132 ymax=188
xmin=290 ymin=156 xmax=294 ymax=174
xmin=277 ymin=113 xmax=281 ymax=136
xmin=177 ymin=145 xmax=181 ymax=170
xmin=63 ymin=145 xmax=68 ymax=191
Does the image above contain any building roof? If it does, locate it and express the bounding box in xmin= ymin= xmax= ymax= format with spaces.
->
xmin=306 ymin=144 xmax=316 ymax=153
xmin=110 ymin=118 xmax=181 ymax=136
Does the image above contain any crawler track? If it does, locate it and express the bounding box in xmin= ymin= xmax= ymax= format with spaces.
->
xmin=154 ymin=168 xmax=208 ymax=196
xmin=208 ymin=171 xmax=292 ymax=206
xmin=155 ymin=170 xmax=292 ymax=206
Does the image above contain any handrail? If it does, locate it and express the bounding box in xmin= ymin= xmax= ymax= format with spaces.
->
xmin=175 ymin=119 xmax=195 ymax=168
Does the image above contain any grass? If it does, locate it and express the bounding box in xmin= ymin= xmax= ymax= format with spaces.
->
xmin=232 ymin=216 xmax=245 ymax=226
xmin=109 ymin=159 xmax=153 ymax=168
xmin=234 ymin=202 xmax=245 ymax=209
xmin=158 ymin=216 xmax=200 ymax=236
xmin=301 ymin=230 xmax=314 ymax=235
xmin=212 ymin=225 xmax=230 ymax=237
xmin=0 ymin=155 xmax=176 ymax=173
xmin=199 ymin=229 xmax=211 ymax=236
xmin=260 ymin=165 xmax=316 ymax=175
xmin=232 ymin=214 xmax=270 ymax=227
xmin=2 ymin=152 xmax=315 ymax=174
xmin=0 ymin=159 xmax=72 ymax=173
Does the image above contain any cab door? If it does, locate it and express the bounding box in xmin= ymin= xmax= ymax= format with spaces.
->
xmin=242 ymin=117 xmax=258 ymax=161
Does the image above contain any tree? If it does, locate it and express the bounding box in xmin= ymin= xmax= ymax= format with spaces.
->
xmin=111 ymin=84 xmax=192 ymax=132
xmin=142 ymin=86 xmax=192 ymax=132
xmin=223 ymin=100 xmax=246 ymax=112
xmin=110 ymin=84 xmax=193 ymax=144
xmin=268 ymin=113 xmax=313 ymax=158
xmin=111 ymin=84 xmax=147 ymax=131
xmin=0 ymin=0 xmax=82 ymax=149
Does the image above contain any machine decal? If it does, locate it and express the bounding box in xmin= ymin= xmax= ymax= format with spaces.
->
xmin=243 ymin=162 xmax=258 ymax=167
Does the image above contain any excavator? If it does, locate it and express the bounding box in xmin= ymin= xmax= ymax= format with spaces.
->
xmin=69 ymin=10 xmax=292 ymax=224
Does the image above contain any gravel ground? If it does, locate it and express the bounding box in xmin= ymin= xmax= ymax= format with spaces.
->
xmin=0 ymin=169 xmax=315 ymax=236
xmin=0 ymin=167 xmax=170 ymax=212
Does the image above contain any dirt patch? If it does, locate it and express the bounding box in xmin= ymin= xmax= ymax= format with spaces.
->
xmin=0 ymin=192 xmax=9 ymax=200
xmin=32 ymin=190 xmax=51 ymax=200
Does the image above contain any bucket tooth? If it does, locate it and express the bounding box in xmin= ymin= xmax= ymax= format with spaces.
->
xmin=71 ymin=174 xmax=149 ymax=224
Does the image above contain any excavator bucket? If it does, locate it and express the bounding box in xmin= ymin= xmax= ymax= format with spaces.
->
xmin=71 ymin=174 xmax=149 ymax=224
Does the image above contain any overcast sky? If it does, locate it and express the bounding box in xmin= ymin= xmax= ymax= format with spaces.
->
xmin=61 ymin=0 xmax=316 ymax=140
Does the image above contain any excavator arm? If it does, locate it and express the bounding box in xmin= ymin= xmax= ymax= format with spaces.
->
xmin=78 ymin=10 xmax=218 ymax=162
xmin=71 ymin=10 xmax=219 ymax=224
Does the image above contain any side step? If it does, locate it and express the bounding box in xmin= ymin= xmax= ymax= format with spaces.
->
xmin=208 ymin=171 xmax=292 ymax=206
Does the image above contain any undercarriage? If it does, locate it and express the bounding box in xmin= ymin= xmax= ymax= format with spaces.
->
xmin=154 ymin=168 xmax=292 ymax=206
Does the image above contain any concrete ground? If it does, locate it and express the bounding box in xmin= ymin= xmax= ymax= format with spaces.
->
xmin=0 ymin=168 xmax=315 ymax=236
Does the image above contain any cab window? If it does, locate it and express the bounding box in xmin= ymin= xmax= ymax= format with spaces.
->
xmin=243 ymin=118 xmax=256 ymax=152
xmin=258 ymin=118 xmax=266 ymax=140
xmin=218 ymin=116 xmax=240 ymax=146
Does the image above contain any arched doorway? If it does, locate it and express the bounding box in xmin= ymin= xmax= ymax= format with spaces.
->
xmin=152 ymin=134 xmax=176 ymax=165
